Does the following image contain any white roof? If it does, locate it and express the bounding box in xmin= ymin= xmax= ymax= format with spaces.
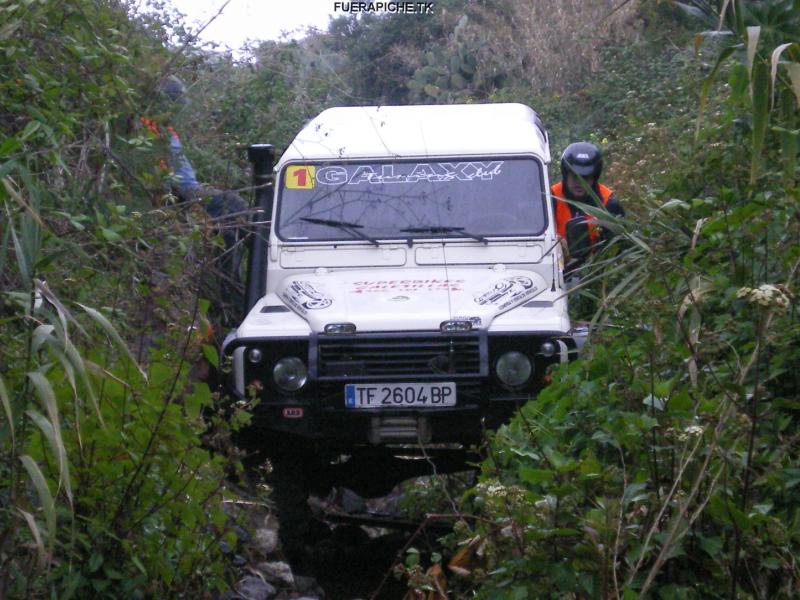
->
xmin=277 ymin=103 xmax=550 ymax=167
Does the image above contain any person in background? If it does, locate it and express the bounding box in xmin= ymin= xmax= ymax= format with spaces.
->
xmin=550 ymin=141 xmax=624 ymax=262
xmin=137 ymin=76 xmax=248 ymax=313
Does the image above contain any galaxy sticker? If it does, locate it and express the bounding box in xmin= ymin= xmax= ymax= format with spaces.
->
xmin=314 ymin=161 xmax=503 ymax=185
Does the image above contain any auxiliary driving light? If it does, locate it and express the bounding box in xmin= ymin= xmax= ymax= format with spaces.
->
xmin=273 ymin=357 xmax=308 ymax=391
xmin=496 ymin=351 xmax=532 ymax=387
xmin=440 ymin=320 xmax=473 ymax=333
xmin=324 ymin=322 xmax=356 ymax=335
xmin=539 ymin=341 xmax=557 ymax=357
xmin=247 ymin=348 xmax=263 ymax=364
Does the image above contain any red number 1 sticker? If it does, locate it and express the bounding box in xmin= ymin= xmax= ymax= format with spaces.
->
xmin=285 ymin=165 xmax=315 ymax=189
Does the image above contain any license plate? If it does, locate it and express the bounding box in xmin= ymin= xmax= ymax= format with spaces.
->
xmin=345 ymin=382 xmax=456 ymax=409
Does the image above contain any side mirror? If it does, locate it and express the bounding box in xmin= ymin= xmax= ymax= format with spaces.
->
xmin=565 ymin=216 xmax=591 ymax=260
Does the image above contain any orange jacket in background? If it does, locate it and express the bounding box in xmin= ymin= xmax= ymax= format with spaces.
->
xmin=551 ymin=181 xmax=616 ymax=244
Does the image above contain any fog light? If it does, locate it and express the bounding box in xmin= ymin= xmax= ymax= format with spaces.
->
xmin=248 ymin=348 xmax=263 ymax=364
xmin=540 ymin=341 xmax=557 ymax=357
xmin=440 ymin=320 xmax=472 ymax=333
xmin=273 ymin=357 xmax=308 ymax=391
xmin=324 ymin=322 xmax=356 ymax=335
xmin=496 ymin=351 xmax=532 ymax=387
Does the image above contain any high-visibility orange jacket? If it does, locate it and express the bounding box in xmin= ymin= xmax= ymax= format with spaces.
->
xmin=138 ymin=117 xmax=198 ymax=192
xmin=551 ymin=181 xmax=622 ymax=243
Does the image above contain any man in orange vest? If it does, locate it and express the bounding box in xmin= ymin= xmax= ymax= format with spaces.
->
xmin=136 ymin=76 xmax=247 ymax=315
xmin=551 ymin=142 xmax=624 ymax=259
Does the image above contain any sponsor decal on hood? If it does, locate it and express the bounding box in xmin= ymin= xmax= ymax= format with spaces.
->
xmin=352 ymin=278 xmax=464 ymax=293
xmin=276 ymin=268 xmax=547 ymax=332
xmin=473 ymin=276 xmax=538 ymax=311
xmin=281 ymin=280 xmax=334 ymax=314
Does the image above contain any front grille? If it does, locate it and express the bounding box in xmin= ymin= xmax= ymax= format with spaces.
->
xmin=312 ymin=332 xmax=487 ymax=380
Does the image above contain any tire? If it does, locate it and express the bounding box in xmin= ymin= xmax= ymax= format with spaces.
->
xmin=267 ymin=446 xmax=332 ymax=573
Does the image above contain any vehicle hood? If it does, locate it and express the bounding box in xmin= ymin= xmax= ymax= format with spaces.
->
xmin=276 ymin=267 xmax=548 ymax=332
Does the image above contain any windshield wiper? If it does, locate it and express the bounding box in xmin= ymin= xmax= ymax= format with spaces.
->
xmin=400 ymin=226 xmax=487 ymax=244
xmin=300 ymin=217 xmax=379 ymax=246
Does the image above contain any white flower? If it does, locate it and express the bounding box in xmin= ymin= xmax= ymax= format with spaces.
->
xmin=736 ymin=284 xmax=792 ymax=310
xmin=684 ymin=425 xmax=704 ymax=436
xmin=476 ymin=479 xmax=508 ymax=499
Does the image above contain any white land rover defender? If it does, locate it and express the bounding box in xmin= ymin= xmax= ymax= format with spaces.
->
xmin=224 ymin=103 xmax=578 ymax=465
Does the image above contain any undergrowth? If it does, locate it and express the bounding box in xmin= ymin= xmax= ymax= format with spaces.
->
xmin=442 ymin=2 xmax=800 ymax=598
xmin=0 ymin=1 xmax=248 ymax=596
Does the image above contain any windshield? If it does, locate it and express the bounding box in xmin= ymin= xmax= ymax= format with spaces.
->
xmin=276 ymin=157 xmax=547 ymax=242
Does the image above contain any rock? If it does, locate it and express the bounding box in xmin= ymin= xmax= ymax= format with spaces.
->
xmin=263 ymin=515 xmax=280 ymax=530
xmin=365 ymin=484 xmax=404 ymax=516
xmin=336 ymin=487 xmax=366 ymax=514
xmin=252 ymin=528 xmax=279 ymax=556
xmin=236 ymin=575 xmax=276 ymax=600
xmin=235 ymin=525 xmax=252 ymax=544
xmin=231 ymin=554 xmax=247 ymax=567
xmin=255 ymin=561 xmax=295 ymax=586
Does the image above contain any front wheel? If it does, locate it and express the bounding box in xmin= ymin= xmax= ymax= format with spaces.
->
xmin=267 ymin=447 xmax=331 ymax=572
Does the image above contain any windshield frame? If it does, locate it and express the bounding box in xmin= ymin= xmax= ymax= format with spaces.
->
xmin=274 ymin=154 xmax=549 ymax=244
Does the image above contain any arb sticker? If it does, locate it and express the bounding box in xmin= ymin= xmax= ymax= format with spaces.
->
xmin=285 ymin=165 xmax=316 ymax=189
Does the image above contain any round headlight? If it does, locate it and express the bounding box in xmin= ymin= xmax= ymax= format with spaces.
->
xmin=248 ymin=348 xmax=263 ymax=364
xmin=273 ymin=357 xmax=308 ymax=391
xmin=496 ymin=351 xmax=532 ymax=387
xmin=540 ymin=341 xmax=557 ymax=357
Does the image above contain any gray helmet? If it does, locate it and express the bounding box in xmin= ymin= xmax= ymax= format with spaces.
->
xmin=159 ymin=75 xmax=187 ymax=104
xmin=560 ymin=142 xmax=603 ymax=183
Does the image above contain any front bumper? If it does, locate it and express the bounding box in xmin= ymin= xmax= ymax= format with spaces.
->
xmin=225 ymin=330 xmax=576 ymax=446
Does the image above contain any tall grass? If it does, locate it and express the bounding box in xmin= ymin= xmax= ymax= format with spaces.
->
xmin=0 ymin=2 xmax=240 ymax=596
xmin=468 ymin=0 xmax=642 ymax=95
